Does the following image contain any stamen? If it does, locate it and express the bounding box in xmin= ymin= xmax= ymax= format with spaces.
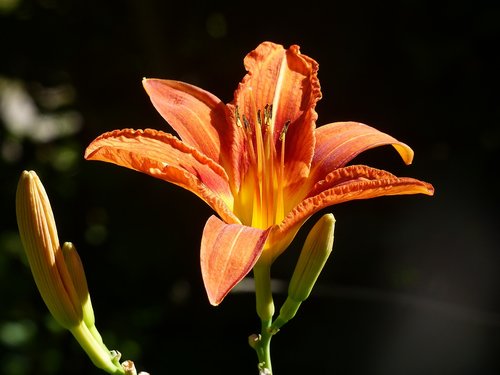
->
xmin=235 ymin=102 xmax=291 ymax=228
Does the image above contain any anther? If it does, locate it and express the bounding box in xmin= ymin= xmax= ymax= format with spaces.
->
xmin=242 ymin=115 xmax=251 ymax=133
xmin=263 ymin=104 xmax=271 ymax=126
xmin=235 ymin=106 xmax=243 ymax=127
xmin=279 ymin=120 xmax=291 ymax=141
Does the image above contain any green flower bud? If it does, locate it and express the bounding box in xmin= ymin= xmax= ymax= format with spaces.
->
xmin=288 ymin=213 xmax=335 ymax=302
xmin=272 ymin=213 xmax=335 ymax=331
xmin=62 ymin=242 xmax=96 ymax=329
xmin=62 ymin=242 xmax=108 ymax=353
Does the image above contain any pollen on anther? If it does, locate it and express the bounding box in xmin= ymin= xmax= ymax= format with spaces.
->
xmin=235 ymin=106 xmax=243 ymax=127
xmin=242 ymin=115 xmax=251 ymax=133
xmin=279 ymin=120 xmax=291 ymax=141
xmin=263 ymin=104 xmax=272 ymax=126
xmin=267 ymin=104 xmax=273 ymax=120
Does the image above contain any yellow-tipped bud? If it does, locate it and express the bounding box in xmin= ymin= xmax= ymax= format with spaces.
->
xmin=62 ymin=242 xmax=108 ymax=352
xmin=271 ymin=214 xmax=335 ymax=331
xmin=62 ymin=242 xmax=96 ymax=329
xmin=16 ymin=170 xmax=82 ymax=329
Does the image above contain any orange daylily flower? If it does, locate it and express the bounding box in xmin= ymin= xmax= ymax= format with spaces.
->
xmin=85 ymin=41 xmax=434 ymax=306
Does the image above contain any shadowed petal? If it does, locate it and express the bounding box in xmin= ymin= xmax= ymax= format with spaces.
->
xmin=268 ymin=165 xmax=434 ymax=260
xmin=85 ymin=128 xmax=239 ymax=224
xmin=201 ymin=215 xmax=271 ymax=306
xmin=143 ymin=79 xmax=231 ymax=166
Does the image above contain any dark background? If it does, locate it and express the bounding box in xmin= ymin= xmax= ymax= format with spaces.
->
xmin=1 ymin=1 xmax=499 ymax=374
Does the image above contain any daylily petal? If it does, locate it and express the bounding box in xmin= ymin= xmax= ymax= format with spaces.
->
xmin=278 ymin=45 xmax=321 ymax=185
xmin=142 ymin=79 xmax=231 ymax=167
xmin=305 ymin=164 xmax=433 ymax=198
xmin=267 ymin=165 xmax=434 ymax=260
xmin=233 ymin=42 xmax=321 ymax=186
xmin=311 ymin=121 xmax=414 ymax=181
xmin=84 ymin=128 xmax=239 ymax=224
xmin=200 ymin=215 xmax=271 ymax=306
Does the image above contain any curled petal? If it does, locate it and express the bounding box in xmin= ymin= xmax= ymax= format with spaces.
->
xmin=234 ymin=42 xmax=321 ymax=186
xmin=278 ymin=45 xmax=321 ymax=186
xmin=305 ymin=165 xmax=434 ymax=203
xmin=312 ymin=121 xmax=414 ymax=181
xmin=201 ymin=215 xmax=271 ymax=306
xmin=85 ymin=128 xmax=239 ymax=224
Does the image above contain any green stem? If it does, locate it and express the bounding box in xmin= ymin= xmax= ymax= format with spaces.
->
xmin=253 ymin=262 xmax=274 ymax=322
xmin=70 ymin=322 xmax=124 ymax=374
xmin=252 ymin=261 xmax=274 ymax=374
xmin=256 ymin=321 xmax=273 ymax=375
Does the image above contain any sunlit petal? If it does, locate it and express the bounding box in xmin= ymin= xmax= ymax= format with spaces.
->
xmin=201 ymin=215 xmax=271 ymax=306
xmin=143 ymin=79 xmax=231 ymax=166
xmin=312 ymin=122 xmax=414 ymax=180
xmin=85 ymin=128 xmax=239 ymax=224
xmin=305 ymin=165 xmax=433 ymax=198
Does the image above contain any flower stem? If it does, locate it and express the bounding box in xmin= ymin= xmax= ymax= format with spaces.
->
xmin=252 ymin=261 xmax=274 ymax=374
xmin=256 ymin=321 xmax=273 ymax=375
xmin=70 ymin=322 xmax=124 ymax=374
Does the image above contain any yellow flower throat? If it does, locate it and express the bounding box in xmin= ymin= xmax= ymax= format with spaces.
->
xmin=233 ymin=102 xmax=290 ymax=229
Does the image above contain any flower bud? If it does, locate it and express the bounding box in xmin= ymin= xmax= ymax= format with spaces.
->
xmin=16 ymin=171 xmax=125 ymax=374
xmin=288 ymin=213 xmax=335 ymax=302
xmin=16 ymin=170 xmax=82 ymax=329
xmin=272 ymin=213 xmax=335 ymax=331
xmin=61 ymin=242 xmax=109 ymax=352
xmin=62 ymin=242 xmax=96 ymax=329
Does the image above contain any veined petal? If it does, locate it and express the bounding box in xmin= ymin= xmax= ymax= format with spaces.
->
xmin=268 ymin=165 xmax=434 ymax=260
xmin=234 ymin=42 xmax=321 ymax=185
xmin=143 ymin=79 xmax=230 ymax=166
xmin=85 ymin=128 xmax=239 ymax=224
xmin=200 ymin=215 xmax=271 ymax=306
xmin=311 ymin=121 xmax=414 ymax=181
